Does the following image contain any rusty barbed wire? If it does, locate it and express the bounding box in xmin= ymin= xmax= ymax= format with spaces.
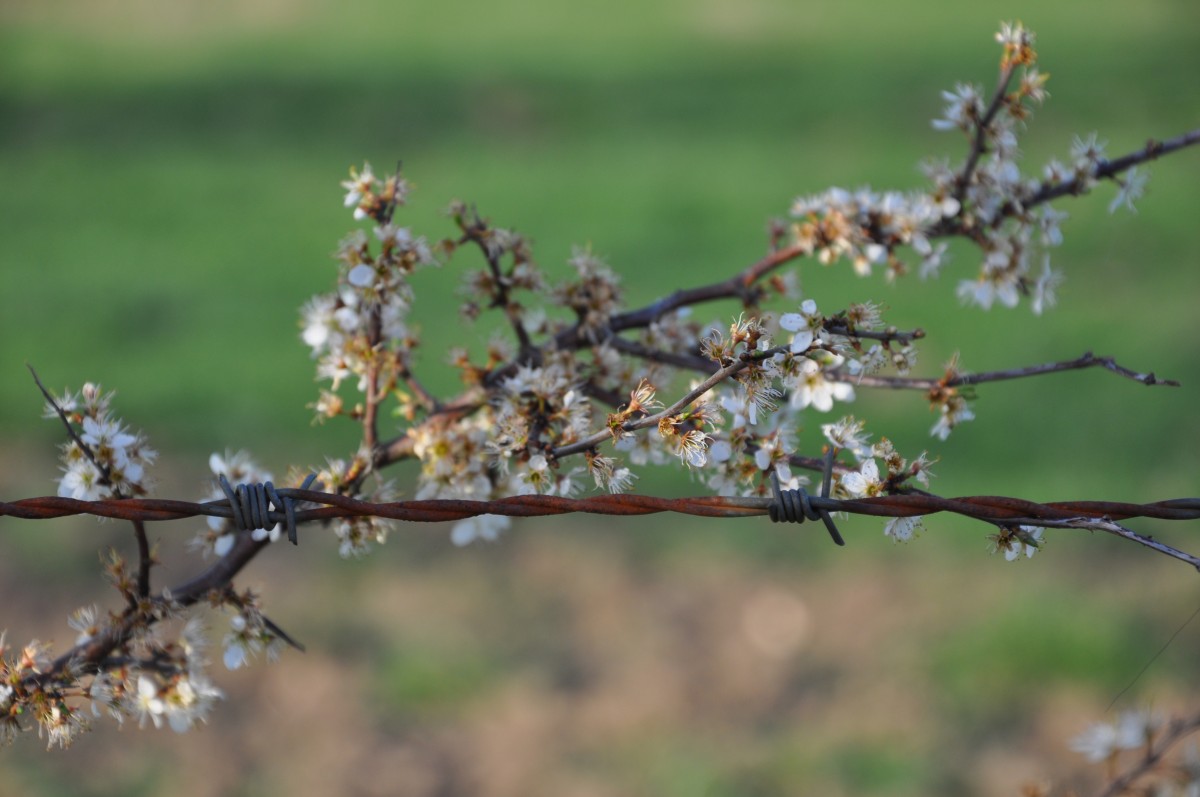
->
xmin=4 ymin=486 xmax=1198 ymax=564
xmin=4 ymin=489 xmax=1200 ymax=526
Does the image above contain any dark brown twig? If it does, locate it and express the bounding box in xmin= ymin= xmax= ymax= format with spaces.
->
xmin=460 ymin=214 xmax=534 ymax=355
xmin=28 ymin=365 xmax=112 ymax=485
xmin=839 ymin=351 xmax=1178 ymax=390
xmin=1030 ymin=128 xmax=1200 ymax=212
xmin=133 ymin=519 xmax=152 ymax=598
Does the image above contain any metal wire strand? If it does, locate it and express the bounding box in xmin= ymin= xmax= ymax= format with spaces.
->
xmin=768 ymin=450 xmax=846 ymax=546
xmin=217 ymin=473 xmax=319 ymax=545
xmin=5 ymin=490 xmax=1200 ymax=569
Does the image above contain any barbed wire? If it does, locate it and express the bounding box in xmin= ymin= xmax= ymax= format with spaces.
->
xmin=4 ymin=484 xmax=1198 ymax=569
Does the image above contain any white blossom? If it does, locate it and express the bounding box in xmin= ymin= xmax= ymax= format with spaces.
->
xmin=451 ymin=514 xmax=511 ymax=546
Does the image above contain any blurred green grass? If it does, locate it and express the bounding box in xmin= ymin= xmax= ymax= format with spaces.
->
xmin=1 ymin=1 xmax=1198 ymax=794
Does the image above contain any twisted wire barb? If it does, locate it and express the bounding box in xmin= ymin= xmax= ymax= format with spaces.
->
xmin=769 ymin=450 xmax=845 ymax=546
xmin=3 ymin=487 xmax=1198 ymax=569
xmin=217 ymin=473 xmax=320 ymax=545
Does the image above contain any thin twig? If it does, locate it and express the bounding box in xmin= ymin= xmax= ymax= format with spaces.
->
xmin=398 ymin=358 xmax=441 ymax=414
xmin=553 ymin=243 xmax=807 ymax=351
xmin=133 ymin=519 xmax=152 ymax=598
xmin=822 ymin=321 xmax=926 ymax=345
xmin=604 ymin=336 xmax=710 ymax=371
xmin=953 ymin=61 xmax=1018 ymax=206
xmin=21 ymin=532 xmax=274 ymax=691
xmin=1004 ymin=515 xmax=1200 ymax=572
xmin=928 ymin=127 xmax=1200 ymax=238
xmin=27 ymin=365 xmax=112 ymax=484
xmin=839 ymin=351 xmax=1179 ymax=390
xmin=1028 ymin=127 xmax=1200 ymax=212
xmin=461 ymin=215 xmax=534 ymax=355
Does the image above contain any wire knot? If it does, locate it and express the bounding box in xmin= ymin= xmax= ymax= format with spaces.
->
xmin=768 ymin=451 xmax=846 ymax=546
xmin=217 ymin=473 xmax=320 ymax=546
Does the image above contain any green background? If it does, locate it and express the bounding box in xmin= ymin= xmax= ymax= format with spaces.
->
xmin=1 ymin=1 xmax=1198 ymax=795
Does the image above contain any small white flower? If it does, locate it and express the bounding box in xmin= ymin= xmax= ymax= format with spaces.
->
xmin=80 ymin=416 xmax=137 ymax=451
xmin=884 ymin=515 xmax=922 ymax=542
xmin=1031 ymin=257 xmax=1064 ymax=316
xmin=1004 ymin=526 xmax=1044 ymax=560
xmin=451 ymin=514 xmax=511 ymax=546
xmin=606 ymin=467 xmax=636 ymax=494
xmin=223 ymin=642 xmax=248 ymax=671
xmin=674 ymin=429 xmax=711 ymax=469
xmin=58 ymin=460 xmax=104 ymax=501
xmin=720 ymin=393 xmax=752 ymax=429
xmin=212 ymin=532 xmax=236 ymax=556
xmin=135 ymin=675 xmax=166 ymax=728
xmin=919 ymin=242 xmax=949 ymax=279
xmin=930 ymin=395 xmax=975 ymax=440
xmin=375 ymin=224 xmax=413 ymax=245
xmin=789 ymin=359 xmax=855 ymax=413
xmin=1108 ymin=167 xmax=1148 ymax=215
xmin=841 ymin=459 xmax=882 ymax=498
xmin=68 ymin=605 xmax=101 ymax=646
xmin=779 ymin=299 xmax=822 ymax=353
xmin=1071 ymin=721 xmax=1119 ymax=762
xmin=1115 ymin=709 xmax=1163 ymax=748
xmin=822 ymin=416 xmax=871 ymax=460
xmin=347 ymin=263 xmax=376 ymax=288
xmin=1070 ymin=132 xmax=1107 ymax=173
xmin=932 ymin=83 xmax=981 ymax=132
xmin=341 ymin=162 xmax=375 ymax=209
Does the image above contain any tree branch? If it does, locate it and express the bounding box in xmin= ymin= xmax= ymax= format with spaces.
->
xmin=839 ymin=351 xmax=1179 ymax=390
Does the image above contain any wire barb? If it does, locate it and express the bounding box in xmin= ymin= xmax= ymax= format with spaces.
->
xmin=4 ymin=489 xmax=1199 ymax=567
xmin=217 ymin=473 xmax=320 ymax=545
xmin=768 ymin=449 xmax=846 ymax=546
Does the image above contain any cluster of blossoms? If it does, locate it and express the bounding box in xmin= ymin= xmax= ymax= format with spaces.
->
xmin=1071 ymin=709 xmax=1167 ymax=763
xmin=1063 ymin=709 xmax=1200 ymax=797
xmin=790 ymin=22 xmax=1146 ymax=319
xmin=1 ymin=615 xmax=223 ymax=748
xmin=302 ymin=163 xmax=436 ymax=398
xmin=824 ymin=432 xmax=937 ymax=544
xmin=46 ymin=383 xmax=156 ymax=501
xmin=2 ymin=397 xmax=308 ymax=745
xmin=219 ymin=594 xmax=286 ymax=671
xmin=312 ymin=456 xmax=395 ymax=557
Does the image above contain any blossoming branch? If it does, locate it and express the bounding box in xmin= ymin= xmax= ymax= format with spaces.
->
xmin=2 ymin=23 xmax=1198 ymax=774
